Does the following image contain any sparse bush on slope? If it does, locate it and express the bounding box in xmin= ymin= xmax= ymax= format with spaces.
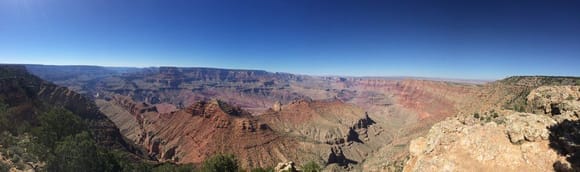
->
xmin=49 ymin=131 xmax=100 ymax=172
xmin=0 ymin=162 xmax=10 ymax=172
xmin=301 ymin=161 xmax=321 ymax=172
xmin=152 ymin=163 xmax=196 ymax=172
xmin=250 ymin=167 xmax=274 ymax=172
xmin=202 ymin=154 xmax=239 ymax=172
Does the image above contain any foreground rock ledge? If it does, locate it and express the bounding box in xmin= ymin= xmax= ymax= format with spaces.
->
xmin=404 ymin=85 xmax=580 ymax=172
xmin=404 ymin=113 xmax=567 ymax=172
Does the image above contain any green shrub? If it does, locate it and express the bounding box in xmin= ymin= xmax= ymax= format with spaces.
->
xmin=153 ymin=163 xmax=195 ymax=172
xmin=0 ymin=132 xmax=15 ymax=146
xmin=301 ymin=161 xmax=321 ymax=172
xmin=0 ymin=162 xmax=10 ymax=172
xmin=48 ymin=131 xmax=100 ymax=172
xmin=125 ymin=162 xmax=154 ymax=172
xmin=512 ymin=104 xmax=525 ymax=112
xmin=10 ymin=154 xmax=21 ymax=163
xmin=202 ymin=154 xmax=238 ymax=172
xmin=32 ymin=108 xmax=86 ymax=151
xmin=14 ymin=162 xmax=27 ymax=170
xmin=15 ymin=121 xmax=30 ymax=135
xmin=0 ymin=102 xmax=10 ymax=133
xmin=96 ymin=149 xmax=124 ymax=172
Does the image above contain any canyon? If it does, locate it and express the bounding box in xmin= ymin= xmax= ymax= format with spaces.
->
xmin=17 ymin=65 xmax=580 ymax=171
xmin=22 ymin=65 xmax=481 ymax=171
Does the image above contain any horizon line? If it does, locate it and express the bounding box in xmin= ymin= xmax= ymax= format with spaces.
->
xmin=8 ymin=62 xmax=576 ymax=82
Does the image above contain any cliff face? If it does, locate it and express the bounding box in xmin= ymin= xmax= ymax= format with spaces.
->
xmin=404 ymin=85 xmax=580 ymax=171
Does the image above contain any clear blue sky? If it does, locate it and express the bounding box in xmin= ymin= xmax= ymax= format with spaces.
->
xmin=1 ymin=0 xmax=579 ymax=79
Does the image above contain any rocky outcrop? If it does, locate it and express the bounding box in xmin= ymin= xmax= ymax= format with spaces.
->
xmin=404 ymin=85 xmax=580 ymax=172
xmin=528 ymin=86 xmax=580 ymax=121
xmin=526 ymin=86 xmax=580 ymax=170
xmin=405 ymin=113 xmax=564 ymax=172
xmin=505 ymin=113 xmax=556 ymax=144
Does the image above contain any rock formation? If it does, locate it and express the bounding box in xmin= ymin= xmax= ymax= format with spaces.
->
xmin=404 ymin=85 xmax=580 ymax=171
xmin=527 ymin=86 xmax=580 ymax=121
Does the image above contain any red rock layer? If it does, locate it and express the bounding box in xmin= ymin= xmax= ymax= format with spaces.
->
xmin=113 ymin=98 xmax=300 ymax=168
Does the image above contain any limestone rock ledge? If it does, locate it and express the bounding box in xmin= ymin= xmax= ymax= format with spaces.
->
xmin=404 ymin=85 xmax=580 ymax=172
xmin=404 ymin=113 xmax=565 ymax=172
